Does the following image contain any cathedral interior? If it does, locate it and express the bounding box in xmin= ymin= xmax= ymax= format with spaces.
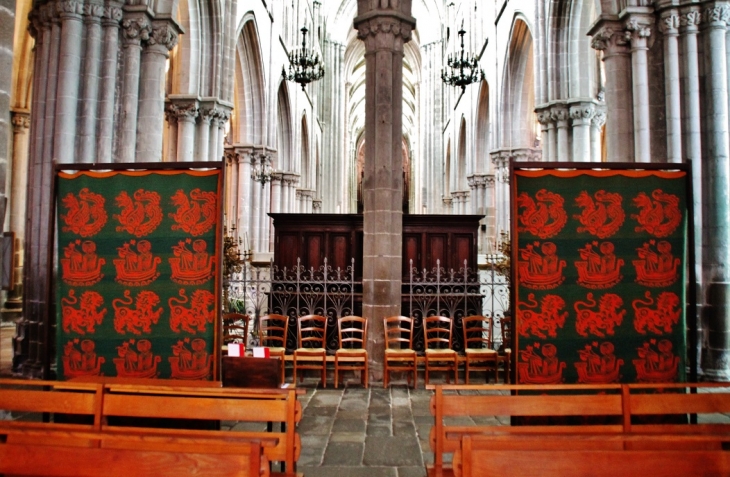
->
xmin=0 ymin=0 xmax=729 ymax=381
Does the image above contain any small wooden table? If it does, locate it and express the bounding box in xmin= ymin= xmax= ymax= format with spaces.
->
xmin=222 ymin=356 xmax=282 ymax=388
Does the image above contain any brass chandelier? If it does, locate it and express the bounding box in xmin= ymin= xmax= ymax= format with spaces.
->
xmin=282 ymin=26 xmax=325 ymax=91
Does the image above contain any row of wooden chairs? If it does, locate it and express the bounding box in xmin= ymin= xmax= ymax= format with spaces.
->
xmin=224 ymin=313 xmax=509 ymax=388
xmin=383 ymin=315 xmax=510 ymax=387
xmin=223 ymin=313 xmax=368 ymax=388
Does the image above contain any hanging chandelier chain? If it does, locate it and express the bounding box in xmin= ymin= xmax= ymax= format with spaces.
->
xmin=442 ymin=23 xmax=484 ymax=93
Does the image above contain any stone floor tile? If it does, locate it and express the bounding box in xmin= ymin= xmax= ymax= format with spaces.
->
xmin=298 ymin=415 xmax=335 ymax=435
xmin=332 ymin=417 xmax=367 ymax=433
xmin=329 ymin=431 xmax=367 ymax=443
xmin=322 ymin=441 xmax=364 ymax=465
xmin=363 ymin=436 xmax=423 ymax=466
xmin=398 ymin=466 xmax=429 ymax=477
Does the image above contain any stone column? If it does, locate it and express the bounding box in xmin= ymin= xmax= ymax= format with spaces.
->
xmin=536 ymin=108 xmax=552 ymax=162
xmin=236 ymin=147 xmax=253 ymax=249
xmin=590 ymin=22 xmax=634 ymax=162
xmin=701 ymin=2 xmax=730 ymax=380
xmin=354 ymin=0 xmax=415 ymax=386
xmin=552 ymin=104 xmax=569 ymax=160
xmin=213 ymin=103 xmax=232 ymax=162
xmin=118 ymin=13 xmax=150 ymax=163
xmin=570 ymin=102 xmax=594 ymax=162
xmin=97 ymin=5 xmax=122 ymax=163
xmin=168 ymin=98 xmax=198 ymax=162
xmin=197 ymin=100 xmax=215 ymax=162
xmin=270 ymin=173 xmax=282 ymax=214
xmin=4 ymin=111 xmax=31 ymax=318
xmin=78 ymin=4 xmax=103 ymax=164
xmin=624 ymin=13 xmax=653 ymax=163
xmin=590 ymin=107 xmax=606 ymax=162
xmin=54 ymin=0 xmax=84 ymax=163
xmin=136 ymin=19 xmax=179 ymax=162
xmin=660 ymin=10 xmax=682 ymax=163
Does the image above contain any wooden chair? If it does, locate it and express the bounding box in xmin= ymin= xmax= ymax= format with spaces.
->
xmin=334 ymin=316 xmax=368 ymax=388
xmin=223 ymin=312 xmax=250 ymax=345
xmin=461 ymin=315 xmax=499 ymax=384
xmin=499 ymin=313 xmax=512 ymax=383
xmin=383 ymin=316 xmax=418 ymax=388
xmin=293 ymin=314 xmax=328 ymax=387
xmin=258 ymin=313 xmax=290 ymax=384
xmin=424 ymin=315 xmax=458 ymax=385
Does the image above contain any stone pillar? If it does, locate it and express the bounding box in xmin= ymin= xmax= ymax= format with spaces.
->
xmin=4 ymin=111 xmax=30 ymax=318
xmin=167 ymin=98 xmax=198 ymax=162
xmin=78 ymin=4 xmax=103 ymax=164
xmin=624 ymin=13 xmax=653 ymax=163
xmin=570 ymin=102 xmax=594 ymax=162
xmin=97 ymin=6 xmax=122 ymax=163
xmin=270 ymin=173 xmax=282 ymax=214
xmin=552 ymin=105 xmax=569 ymax=160
xmin=136 ymin=19 xmax=179 ymax=162
xmin=354 ymin=0 xmax=415 ymax=383
xmin=198 ymin=101 xmax=215 ymax=162
xmin=236 ymin=147 xmax=253 ymax=249
xmin=660 ymin=10 xmax=682 ymax=163
xmin=119 ymin=13 xmax=150 ymax=163
xmin=701 ymin=2 xmax=730 ymax=380
xmin=590 ymin=22 xmax=634 ymax=162
xmin=54 ymin=0 xmax=84 ymax=163
xmin=590 ymin=108 xmax=606 ymax=163
xmin=212 ymin=103 xmax=232 ymax=162
xmin=536 ymin=108 xmax=552 ymax=162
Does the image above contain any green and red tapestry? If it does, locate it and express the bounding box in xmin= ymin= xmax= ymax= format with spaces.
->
xmin=55 ymin=167 xmax=222 ymax=380
xmin=512 ymin=165 xmax=689 ymax=385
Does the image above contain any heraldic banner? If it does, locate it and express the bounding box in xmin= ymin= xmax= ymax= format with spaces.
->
xmin=512 ymin=163 xmax=691 ymax=385
xmin=55 ymin=165 xmax=222 ymax=381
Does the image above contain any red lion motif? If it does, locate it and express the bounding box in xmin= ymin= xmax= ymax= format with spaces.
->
xmin=113 ymin=290 xmax=163 ymax=335
xmin=516 ymin=189 xmax=568 ymax=239
xmin=574 ymin=293 xmax=626 ymax=338
xmin=60 ymin=188 xmax=108 ymax=237
xmin=61 ymin=290 xmax=106 ymax=335
xmin=574 ymin=190 xmax=625 ymax=238
xmin=169 ymin=189 xmax=217 ymax=237
xmin=632 ymin=291 xmax=681 ymax=335
xmin=632 ymin=189 xmax=682 ymax=238
xmin=517 ymin=293 xmax=567 ymax=339
xmin=169 ymin=289 xmax=216 ymax=334
xmin=114 ymin=189 xmax=163 ymax=237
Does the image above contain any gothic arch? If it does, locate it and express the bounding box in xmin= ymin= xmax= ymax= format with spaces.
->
xmin=475 ymin=79 xmax=490 ymax=173
xmin=276 ymin=81 xmax=293 ymax=171
xmin=501 ymin=16 xmax=536 ymax=149
xmin=231 ymin=17 xmax=266 ymax=145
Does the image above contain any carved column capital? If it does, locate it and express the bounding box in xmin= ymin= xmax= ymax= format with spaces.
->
xmin=57 ymin=0 xmax=84 ymax=18
xmin=624 ymin=15 xmax=654 ymax=49
xmin=679 ymin=7 xmax=702 ymax=33
xmin=569 ymin=102 xmax=596 ymax=123
xmin=165 ymin=101 xmax=199 ymax=123
xmin=591 ymin=107 xmax=607 ymax=128
xmin=11 ymin=111 xmax=31 ymax=131
xmin=659 ymin=10 xmax=679 ymax=35
xmin=551 ymin=104 xmax=569 ymax=126
xmin=121 ymin=15 xmax=151 ymax=46
xmin=590 ymin=24 xmax=631 ymax=55
xmin=102 ymin=5 xmax=123 ymax=26
xmin=704 ymin=3 xmax=730 ymax=27
xmin=146 ymin=19 xmax=180 ymax=51
xmin=353 ymin=10 xmax=416 ymax=51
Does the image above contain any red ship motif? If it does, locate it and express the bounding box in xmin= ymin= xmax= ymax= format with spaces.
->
xmin=575 ymin=341 xmax=623 ymax=384
xmin=574 ymin=292 xmax=625 ymax=338
xmin=169 ymin=338 xmax=212 ymax=380
xmin=169 ymin=239 xmax=214 ymax=285
xmin=114 ymin=189 xmax=163 ymax=237
xmin=633 ymin=240 xmax=680 ymax=287
xmin=517 ymin=293 xmax=567 ymax=339
xmin=169 ymin=289 xmax=216 ymax=334
xmin=61 ymin=290 xmax=106 ymax=335
xmin=632 ymin=189 xmax=682 ymax=238
xmin=113 ymin=339 xmax=161 ymax=378
xmin=113 ymin=290 xmax=163 ymax=335
xmin=517 ymin=242 xmax=566 ymax=290
xmin=632 ymin=291 xmax=681 ymax=335
xmin=169 ymin=188 xmax=217 ymax=237
xmin=62 ymin=339 xmax=105 ymax=378
xmin=61 ymin=240 xmax=105 ymax=286
xmin=575 ymin=241 xmax=624 ymax=289
xmin=60 ymin=188 xmax=107 ymax=237
xmin=633 ymin=339 xmax=679 ymax=382
xmin=574 ymin=190 xmax=625 ymax=238
xmin=113 ymin=239 xmax=161 ymax=286
xmin=516 ymin=189 xmax=568 ymax=239
xmin=518 ymin=343 xmax=566 ymax=384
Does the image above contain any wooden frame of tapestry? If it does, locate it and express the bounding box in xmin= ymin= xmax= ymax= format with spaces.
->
xmin=53 ymin=162 xmax=224 ymax=381
xmin=510 ymin=161 xmax=695 ymax=386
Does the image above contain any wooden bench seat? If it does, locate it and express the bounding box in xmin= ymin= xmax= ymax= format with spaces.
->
xmin=0 ymin=427 xmax=272 ymax=477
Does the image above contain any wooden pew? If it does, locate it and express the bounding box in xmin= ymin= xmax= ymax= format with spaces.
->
xmin=0 ymin=427 xmax=272 ymax=477
xmin=95 ymin=382 xmax=302 ymax=476
xmin=428 ymin=383 xmax=624 ymax=475
xmin=454 ymin=433 xmax=730 ymax=477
